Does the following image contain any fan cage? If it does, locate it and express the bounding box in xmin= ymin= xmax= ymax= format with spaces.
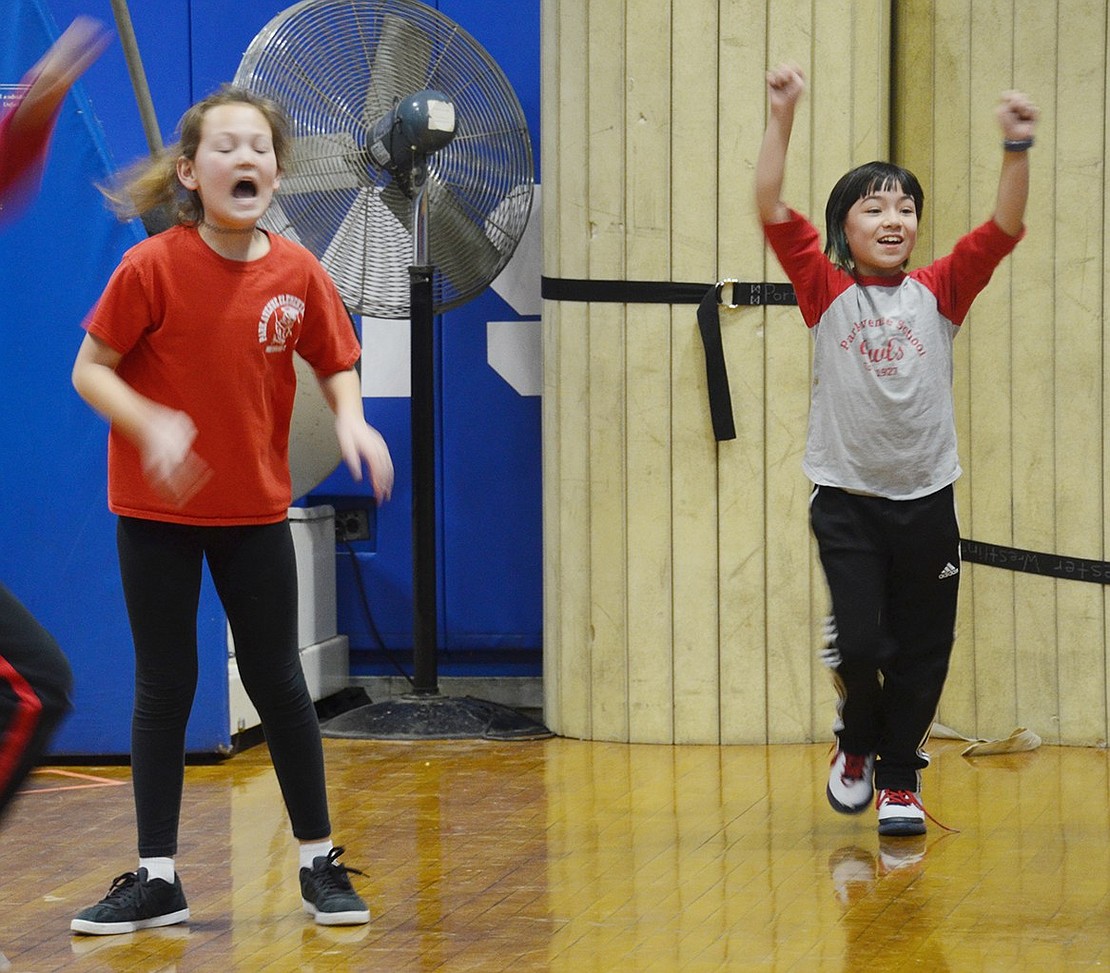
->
xmin=233 ymin=0 xmax=534 ymax=317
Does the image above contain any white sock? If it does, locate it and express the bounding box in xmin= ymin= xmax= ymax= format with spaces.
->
xmin=140 ymin=857 xmax=175 ymax=884
xmin=299 ymin=839 xmax=333 ymax=871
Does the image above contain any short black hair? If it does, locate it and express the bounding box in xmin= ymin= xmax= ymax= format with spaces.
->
xmin=823 ymin=161 xmax=925 ymax=273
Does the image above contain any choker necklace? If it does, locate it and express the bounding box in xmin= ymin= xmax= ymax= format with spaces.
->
xmin=199 ymin=220 xmax=259 ymax=236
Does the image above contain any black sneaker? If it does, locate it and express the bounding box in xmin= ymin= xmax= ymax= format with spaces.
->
xmin=300 ymin=847 xmax=370 ymax=926
xmin=71 ymin=868 xmax=189 ymax=935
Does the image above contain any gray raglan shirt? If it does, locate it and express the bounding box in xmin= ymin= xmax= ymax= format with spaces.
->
xmin=764 ymin=210 xmax=1022 ymax=500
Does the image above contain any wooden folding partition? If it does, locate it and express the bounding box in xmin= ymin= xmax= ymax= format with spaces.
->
xmin=542 ymin=0 xmax=1110 ymax=746
xmin=896 ymin=0 xmax=1110 ymax=746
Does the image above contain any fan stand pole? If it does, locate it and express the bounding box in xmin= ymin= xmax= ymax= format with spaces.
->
xmin=409 ymin=174 xmax=439 ymax=697
xmin=408 ymin=260 xmax=438 ymax=697
xmin=318 ymin=171 xmax=551 ymax=741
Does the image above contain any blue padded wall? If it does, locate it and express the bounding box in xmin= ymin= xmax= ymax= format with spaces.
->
xmin=1 ymin=0 xmax=230 ymax=754
xmin=4 ymin=0 xmax=542 ymax=753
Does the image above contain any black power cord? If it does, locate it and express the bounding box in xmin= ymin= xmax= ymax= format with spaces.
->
xmin=340 ymin=539 xmax=416 ymax=689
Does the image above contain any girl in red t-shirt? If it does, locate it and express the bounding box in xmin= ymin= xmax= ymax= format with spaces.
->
xmin=70 ymin=85 xmax=392 ymax=936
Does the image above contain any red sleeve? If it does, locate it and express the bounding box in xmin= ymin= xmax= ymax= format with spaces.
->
xmin=82 ymin=250 xmax=157 ymax=354
xmin=911 ymin=220 xmax=1024 ymax=326
xmin=292 ymin=248 xmax=362 ymax=374
xmin=0 ymin=79 xmax=62 ymax=221
xmin=763 ymin=209 xmax=854 ymax=327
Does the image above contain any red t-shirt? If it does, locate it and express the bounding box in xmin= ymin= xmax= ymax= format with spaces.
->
xmin=83 ymin=225 xmax=361 ymax=525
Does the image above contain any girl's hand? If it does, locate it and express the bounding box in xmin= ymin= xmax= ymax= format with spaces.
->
xmin=139 ymin=407 xmax=211 ymax=507
xmin=766 ymin=64 xmax=806 ymax=113
xmin=335 ymin=413 xmax=395 ymax=505
xmin=997 ymin=90 xmax=1038 ymax=142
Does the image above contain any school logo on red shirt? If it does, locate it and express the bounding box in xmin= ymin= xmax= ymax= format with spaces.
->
xmin=257 ymin=294 xmax=305 ymax=354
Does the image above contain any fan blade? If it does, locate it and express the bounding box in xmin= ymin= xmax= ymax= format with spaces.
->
xmin=484 ymin=183 xmax=534 ymax=257
xmin=280 ymin=133 xmax=371 ymax=194
xmin=425 ymin=177 xmax=507 ymax=298
xmin=267 ymin=188 xmax=359 ymax=262
xmin=288 ymin=353 xmax=342 ymax=499
xmin=376 ymin=178 xmax=413 ymax=234
xmin=318 ymin=187 xmax=413 ymax=319
xmin=364 ymin=14 xmax=434 ymax=125
xmin=374 ymin=174 xmax=506 ymax=304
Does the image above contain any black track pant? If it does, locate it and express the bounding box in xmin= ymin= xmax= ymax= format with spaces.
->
xmin=809 ymin=485 xmax=960 ymax=793
xmin=0 ymin=583 xmax=72 ymax=818
xmin=117 ymin=517 xmax=331 ymax=857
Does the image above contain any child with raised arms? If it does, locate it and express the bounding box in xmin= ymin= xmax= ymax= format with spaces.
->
xmin=755 ymin=64 xmax=1037 ymax=836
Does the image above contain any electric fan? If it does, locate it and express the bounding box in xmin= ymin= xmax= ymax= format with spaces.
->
xmin=232 ymin=0 xmax=548 ymax=740
xmin=234 ymin=0 xmax=532 ymax=318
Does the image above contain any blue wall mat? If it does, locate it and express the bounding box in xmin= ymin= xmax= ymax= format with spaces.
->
xmin=436 ymin=0 xmax=542 ymax=661
xmin=440 ymin=288 xmax=543 ymax=652
xmin=10 ymin=0 xmax=542 ymax=753
xmin=47 ymin=0 xmax=192 ymax=166
xmin=185 ymin=0 xmax=543 ymax=670
xmin=3 ymin=0 xmax=231 ymax=755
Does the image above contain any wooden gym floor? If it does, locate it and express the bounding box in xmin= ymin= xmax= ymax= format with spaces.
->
xmin=0 ymin=732 xmax=1107 ymax=971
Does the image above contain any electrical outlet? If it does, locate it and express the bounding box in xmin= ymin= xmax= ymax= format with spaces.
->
xmin=335 ymin=508 xmax=371 ymax=542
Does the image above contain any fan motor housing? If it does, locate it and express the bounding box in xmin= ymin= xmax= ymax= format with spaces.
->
xmin=369 ymin=89 xmax=457 ymax=172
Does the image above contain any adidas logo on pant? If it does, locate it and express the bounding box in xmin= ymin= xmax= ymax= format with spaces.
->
xmin=937 ymin=562 xmax=959 ymax=580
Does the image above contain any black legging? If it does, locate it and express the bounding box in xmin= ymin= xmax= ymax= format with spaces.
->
xmin=117 ymin=516 xmax=331 ymax=857
xmin=0 ymin=583 xmax=72 ymax=818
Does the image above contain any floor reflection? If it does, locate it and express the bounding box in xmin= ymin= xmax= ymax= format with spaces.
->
xmin=1 ymin=736 xmax=1107 ymax=970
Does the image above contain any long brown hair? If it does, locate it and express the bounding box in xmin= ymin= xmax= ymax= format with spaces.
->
xmin=99 ymin=84 xmax=292 ymax=225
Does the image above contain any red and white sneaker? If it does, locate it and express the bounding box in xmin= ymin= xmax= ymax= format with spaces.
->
xmin=827 ymin=748 xmax=875 ymax=814
xmin=876 ymin=788 xmax=927 ymax=836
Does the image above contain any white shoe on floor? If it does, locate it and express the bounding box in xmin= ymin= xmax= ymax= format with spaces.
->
xmin=876 ymin=788 xmax=927 ymax=836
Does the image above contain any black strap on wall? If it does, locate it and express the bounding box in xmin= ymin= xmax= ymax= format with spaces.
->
xmin=540 ymin=276 xmax=796 ymax=307
xmin=541 ymin=276 xmax=1110 ymax=584
xmin=696 ymin=285 xmax=738 ymax=440
xmin=961 ymin=539 xmax=1110 ymax=584
xmin=542 ymin=276 xmax=713 ymax=304
xmin=541 ymin=276 xmax=796 ymax=441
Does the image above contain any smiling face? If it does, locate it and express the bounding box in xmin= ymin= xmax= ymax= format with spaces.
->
xmin=842 ymin=185 xmax=919 ymax=277
xmin=175 ymin=102 xmax=281 ymax=230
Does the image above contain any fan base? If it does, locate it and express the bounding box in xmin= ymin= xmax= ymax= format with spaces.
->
xmin=320 ymin=693 xmax=553 ymax=741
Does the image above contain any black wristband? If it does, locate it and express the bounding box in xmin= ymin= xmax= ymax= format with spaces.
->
xmin=1003 ymin=137 xmax=1034 ymax=152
